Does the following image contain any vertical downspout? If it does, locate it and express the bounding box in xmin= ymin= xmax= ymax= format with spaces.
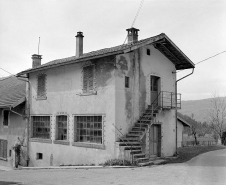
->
xmin=26 ymin=78 xmax=30 ymax=166
xmin=175 ymin=68 xmax=194 ymax=154
xmin=17 ymin=75 xmax=30 ymax=166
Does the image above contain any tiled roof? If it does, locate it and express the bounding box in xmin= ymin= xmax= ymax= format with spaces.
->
xmin=0 ymin=76 xmax=26 ymax=108
xmin=18 ymin=33 xmax=195 ymax=75
xmin=177 ymin=115 xmax=191 ymax=127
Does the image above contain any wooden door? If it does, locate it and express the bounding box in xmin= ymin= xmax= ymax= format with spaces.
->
xmin=150 ymin=76 xmax=160 ymax=105
xmin=149 ymin=125 xmax=161 ymax=157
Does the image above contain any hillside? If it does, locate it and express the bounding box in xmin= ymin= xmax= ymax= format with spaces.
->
xmin=179 ymin=97 xmax=226 ymax=123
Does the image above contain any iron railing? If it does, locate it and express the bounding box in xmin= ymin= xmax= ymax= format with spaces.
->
xmin=155 ymin=91 xmax=181 ymax=109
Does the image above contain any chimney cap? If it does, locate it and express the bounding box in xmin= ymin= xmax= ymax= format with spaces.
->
xmin=126 ymin=27 xmax=140 ymax=32
xmin=76 ymin=31 xmax=84 ymax=38
xmin=31 ymin=54 xmax=42 ymax=59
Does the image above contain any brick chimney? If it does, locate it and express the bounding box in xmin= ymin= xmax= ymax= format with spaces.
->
xmin=75 ymin=31 xmax=84 ymax=57
xmin=32 ymin=54 xmax=42 ymax=68
xmin=126 ymin=27 xmax=139 ymax=44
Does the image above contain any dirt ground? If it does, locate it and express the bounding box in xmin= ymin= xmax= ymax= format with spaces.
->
xmin=0 ymin=149 xmax=226 ymax=185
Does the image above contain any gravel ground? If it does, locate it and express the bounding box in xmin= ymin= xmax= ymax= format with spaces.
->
xmin=0 ymin=149 xmax=225 ymax=185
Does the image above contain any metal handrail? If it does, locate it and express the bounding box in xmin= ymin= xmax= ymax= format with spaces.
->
xmin=113 ymin=123 xmax=135 ymax=164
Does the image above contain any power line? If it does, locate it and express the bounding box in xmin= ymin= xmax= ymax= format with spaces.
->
xmin=195 ymin=50 xmax=226 ymax=65
xmin=123 ymin=0 xmax=145 ymax=45
xmin=131 ymin=0 xmax=145 ymax=28
xmin=177 ymin=50 xmax=226 ymax=73
xmin=0 ymin=67 xmax=15 ymax=76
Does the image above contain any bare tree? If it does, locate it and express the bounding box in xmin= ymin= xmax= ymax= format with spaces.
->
xmin=208 ymin=95 xmax=226 ymax=144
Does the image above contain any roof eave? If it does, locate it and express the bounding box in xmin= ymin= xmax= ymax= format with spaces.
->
xmin=18 ymin=50 xmax=124 ymax=75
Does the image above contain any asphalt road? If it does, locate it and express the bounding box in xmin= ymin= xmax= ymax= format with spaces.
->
xmin=0 ymin=149 xmax=226 ymax=185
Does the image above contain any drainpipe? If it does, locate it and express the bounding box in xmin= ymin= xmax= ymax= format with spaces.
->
xmin=16 ymin=75 xmax=30 ymax=166
xmin=175 ymin=68 xmax=194 ymax=154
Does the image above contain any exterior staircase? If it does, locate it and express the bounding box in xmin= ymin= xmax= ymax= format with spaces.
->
xmin=118 ymin=104 xmax=161 ymax=166
xmin=116 ymin=91 xmax=181 ymax=166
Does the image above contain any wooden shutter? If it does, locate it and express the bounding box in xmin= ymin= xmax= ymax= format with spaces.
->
xmin=3 ymin=140 xmax=7 ymax=158
xmin=37 ymin=74 xmax=46 ymax=97
xmin=83 ymin=66 xmax=94 ymax=93
xmin=0 ymin=140 xmax=7 ymax=158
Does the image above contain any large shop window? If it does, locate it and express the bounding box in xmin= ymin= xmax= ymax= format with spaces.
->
xmin=75 ymin=116 xmax=102 ymax=144
xmin=32 ymin=116 xmax=50 ymax=139
xmin=0 ymin=139 xmax=7 ymax=159
xmin=56 ymin=115 xmax=68 ymax=140
xmin=83 ymin=65 xmax=94 ymax=93
xmin=37 ymin=74 xmax=46 ymax=98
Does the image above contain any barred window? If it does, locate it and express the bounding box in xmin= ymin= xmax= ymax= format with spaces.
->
xmin=75 ymin=116 xmax=102 ymax=144
xmin=3 ymin=110 xmax=9 ymax=126
xmin=32 ymin=116 xmax=50 ymax=139
xmin=83 ymin=65 xmax=94 ymax=93
xmin=37 ymin=74 xmax=46 ymax=97
xmin=56 ymin=115 xmax=68 ymax=140
xmin=0 ymin=139 xmax=7 ymax=159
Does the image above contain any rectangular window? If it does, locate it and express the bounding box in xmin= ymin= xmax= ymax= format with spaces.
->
xmin=32 ymin=116 xmax=50 ymax=139
xmin=74 ymin=116 xmax=102 ymax=144
xmin=125 ymin=76 xmax=129 ymax=88
xmin=83 ymin=65 xmax=94 ymax=93
xmin=3 ymin=110 xmax=9 ymax=126
xmin=147 ymin=48 xmax=151 ymax=55
xmin=56 ymin=115 xmax=68 ymax=140
xmin=0 ymin=139 xmax=7 ymax=159
xmin=37 ymin=74 xmax=46 ymax=98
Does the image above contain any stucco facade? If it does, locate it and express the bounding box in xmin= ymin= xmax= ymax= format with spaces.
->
xmin=18 ymin=29 xmax=195 ymax=166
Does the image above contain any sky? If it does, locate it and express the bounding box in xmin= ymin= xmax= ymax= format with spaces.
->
xmin=0 ymin=0 xmax=225 ymax=101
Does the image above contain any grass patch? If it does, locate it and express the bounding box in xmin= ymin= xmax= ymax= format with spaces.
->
xmin=162 ymin=145 xmax=226 ymax=164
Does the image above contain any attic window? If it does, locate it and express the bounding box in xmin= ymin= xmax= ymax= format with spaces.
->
xmin=83 ymin=65 xmax=94 ymax=93
xmin=3 ymin=110 xmax=9 ymax=126
xmin=147 ymin=49 xmax=150 ymax=55
xmin=37 ymin=74 xmax=46 ymax=99
xmin=125 ymin=76 xmax=129 ymax=88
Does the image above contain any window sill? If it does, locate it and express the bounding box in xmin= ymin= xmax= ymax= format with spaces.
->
xmin=53 ymin=140 xmax=70 ymax=146
xmin=72 ymin=142 xmax=105 ymax=150
xmin=0 ymin=157 xmax=7 ymax=161
xmin=76 ymin=91 xmax=97 ymax=96
xmin=30 ymin=138 xmax=52 ymax=144
xmin=36 ymin=96 xmax=47 ymax=100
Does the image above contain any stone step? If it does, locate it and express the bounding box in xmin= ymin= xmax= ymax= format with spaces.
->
xmin=131 ymin=127 xmax=146 ymax=131
xmin=134 ymin=123 xmax=149 ymax=127
xmin=135 ymin=157 xmax=150 ymax=163
xmin=133 ymin=153 xmax=146 ymax=159
xmin=120 ymin=137 xmax=140 ymax=141
xmin=118 ymin=142 xmax=141 ymax=146
xmin=128 ymin=131 xmax=143 ymax=134
xmin=126 ymin=133 xmax=141 ymax=137
xmin=124 ymin=146 xmax=141 ymax=150
xmin=130 ymin=150 xmax=142 ymax=155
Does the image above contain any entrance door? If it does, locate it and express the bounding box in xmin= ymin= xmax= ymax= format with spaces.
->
xmin=149 ymin=125 xmax=161 ymax=157
xmin=150 ymin=76 xmax=160 ymax=105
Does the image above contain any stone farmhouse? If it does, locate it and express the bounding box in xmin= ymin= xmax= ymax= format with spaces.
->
xmin=16 ymin=28 xmax=195 ymax=166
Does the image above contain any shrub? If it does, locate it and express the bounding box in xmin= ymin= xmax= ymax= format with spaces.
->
xmin=104 ymin=159 xmax=135 ymax=166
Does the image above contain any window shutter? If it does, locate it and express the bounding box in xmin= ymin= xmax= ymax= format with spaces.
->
xmin=37 ymin=74 xmax=46 ymax=97
xmin=83 ymin=66 xmax=94 ymax=93
xmin=3 ymin=140 xmax=7 ymax=158
xmin=0 ymin=140 xmax=3 ymax=157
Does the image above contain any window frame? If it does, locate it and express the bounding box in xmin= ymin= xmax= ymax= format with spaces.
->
xmin=2 ymin=109 xmax=10 ymax=127
xmin=55 ymin=115 xmax=68 ymax=141
xmin=37 ymin=73 xmax=47 ymax=100
xmin=31 ymin=115 xmax=51 ymax=140
xmin=73 ymin=114 xmax=105 ymax=149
